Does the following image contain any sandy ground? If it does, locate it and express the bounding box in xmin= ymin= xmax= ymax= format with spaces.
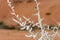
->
xmin=0 ymin=29 xmax=60 ymax=40
xmin=0 ymin=29 xmax=34 ymax=40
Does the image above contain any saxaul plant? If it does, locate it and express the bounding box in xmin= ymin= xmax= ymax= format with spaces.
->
xmin=7 ymin=0 xmax=60 ymax=40
xmin=7 ymin=0 xmax=40 ymax=39
xmin=7 ymin=0 xmax=35 ymax=33
xmin=33 ymin=1 xmax=44 ymax=29
xmin=25 ymin=0 xmax=51 ymax=40
xmin=25 ymin=0 xmax=60 ymax=40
